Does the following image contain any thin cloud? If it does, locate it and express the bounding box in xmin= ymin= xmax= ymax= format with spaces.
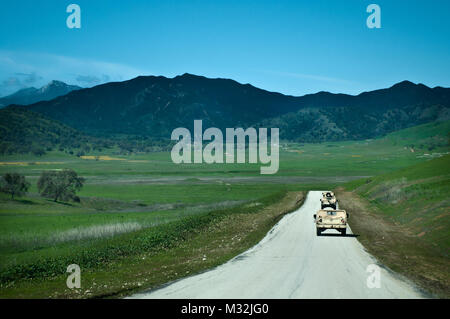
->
xmin=262 ymin=70 xmax=353 ymax=85
xmin=15 ymin=72 xmax=43 ymax=84
xmin=0 ymin=50 xmax=150 ymax=95
xmin=1 ymin=77 xmax=21 ymax=87
xmin=75 ymin=74 xmax=111 ymax=85
xmin=75 ymin=75 xmax=102 ymax=85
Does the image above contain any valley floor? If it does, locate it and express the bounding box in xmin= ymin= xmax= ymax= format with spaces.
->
xmin=0 ymin=122 xmax=448 ymax=298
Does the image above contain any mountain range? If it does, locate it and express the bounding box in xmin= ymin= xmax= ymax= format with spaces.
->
xmin=2 ymin=74 xmax=450 ymax=145
xmin=0 ymin=80 xmax=81 ymax=108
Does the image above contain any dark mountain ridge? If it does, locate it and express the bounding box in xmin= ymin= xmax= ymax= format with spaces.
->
xmin=7 ymin=74 xmax=450 ymax=141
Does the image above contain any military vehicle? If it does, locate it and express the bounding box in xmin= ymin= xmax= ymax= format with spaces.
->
xmin=313 ymin=209 xmax=349 ymax=236
xmin=320 ymin=191 xmax=338 ymax=209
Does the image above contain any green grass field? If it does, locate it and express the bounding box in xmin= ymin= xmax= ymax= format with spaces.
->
xmin=0 ymin=120 xmax=448 ymax=297
xmin=3 ymin=119 xmax=449 ymax=179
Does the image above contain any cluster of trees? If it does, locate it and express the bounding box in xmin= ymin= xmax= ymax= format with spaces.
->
xmin=0 ymin=108 xmax=113 ymax=156
xmin=0 ymin=137 xmax=173 ymax=157
xmin=117 ymin=137 xmax=174 ymax=154
xmin=0 ymin=140 xmax=113 ymax=157
xmin=0 ymin=105 xmax=178 ymax=156
xmin=0 ymin=169 xmax=85 ymax=202
xmin=0 ymin=173 xmax=30 ymax=200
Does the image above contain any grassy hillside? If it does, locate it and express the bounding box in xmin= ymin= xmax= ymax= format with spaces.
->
xmin=0 ymin=108 xmax=172 ymax=155
xmin=346 ymin=154 xmax=449 ymax=254
xmin=372 ymin=120 xmax=450 ymax=153
xmin=338 ymin=155 xmax=450 ymax=297
xmin=335 ymin=122 xmax=449 ymax=296
xmin=0 ymin=108 xmax=103 ymax=155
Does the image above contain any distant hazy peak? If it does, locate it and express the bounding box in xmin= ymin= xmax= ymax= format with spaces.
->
xmin=0 ymin=80 xmax=82 ymax=107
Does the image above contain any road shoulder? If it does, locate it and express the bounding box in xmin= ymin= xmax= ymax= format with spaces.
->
xmin=336 ymin=188 xmax=449 ymax=298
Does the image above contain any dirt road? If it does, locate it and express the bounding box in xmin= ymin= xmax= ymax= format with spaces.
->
xmin=130 ymin=191 xmax=425 ymax=298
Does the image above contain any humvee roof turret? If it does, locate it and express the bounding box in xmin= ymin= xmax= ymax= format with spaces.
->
xmin=320 ymin=191 xmax=338 ymax=209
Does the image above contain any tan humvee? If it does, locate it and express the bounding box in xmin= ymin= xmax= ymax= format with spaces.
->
xmin=320 ymin=191 xmax=338 ymax=209
xmin=313 ymin=209 xmax=349 ymax=236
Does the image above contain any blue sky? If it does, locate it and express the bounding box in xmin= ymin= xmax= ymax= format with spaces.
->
xmin=0 ymin=0 xmax=449 ymax=97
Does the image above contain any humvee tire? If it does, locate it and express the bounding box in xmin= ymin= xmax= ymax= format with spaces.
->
xmin=341 ymin=228 xmax=347 ymax=235
xmin=316 ymin=228 xmax=322 ymax=236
